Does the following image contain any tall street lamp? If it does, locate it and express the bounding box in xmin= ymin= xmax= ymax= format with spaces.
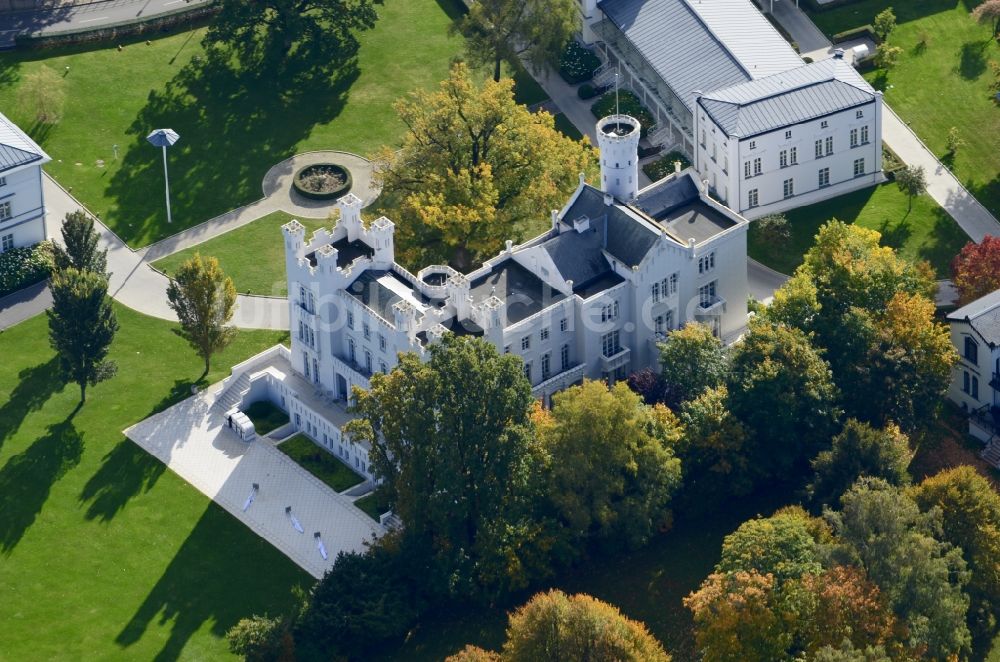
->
xmin=146 ymin=128 xmax=180 ymax=225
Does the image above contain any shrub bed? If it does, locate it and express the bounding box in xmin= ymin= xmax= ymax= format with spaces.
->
xmin=578 ymin=82 xmax=608 ymax=100
xmin=642 ymin=151 xmax=692 ymax=181
xmin=638 ymin=144 xmax=664 ymax=159
xmin=0 ymin=241 xmax=53 ymax=298
xmin=292 ymin=163 xmax=353 ymax=201
xmin=590 ymin=90 xmax=655 ymax=138
xmin=882 ymin=144 xmax=906 ymax=180
xmin=559 ymin=40 xmax=602 ymax=84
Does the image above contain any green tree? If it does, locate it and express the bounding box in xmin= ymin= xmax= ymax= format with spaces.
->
xmin=946 ymin=126 xmax=964 ymax=156
xmin=754 ymin=212 xmax=792 ymax=247
xmin=874 ymin=43 xmax=902 ymax=71
xmin=226 ymin=615 xmax=288 ymax=661
xmin=808 ymin=419 xmax=911 ymax=508
xmin=716 ymin=510 xmax=824 ymax=582
xmin=346 ymin=335 xmax=539 ymax=597
xmin=165 ymin=253 xmax=237 ymax=376
xmin=827 ymin=478 xmax=971 ymax=659
xmin=726 ymin=321 xmax=840 ymax=478
xmin=895 ymin=165 xmax=927 ymax=212
xmin=374 ymin=63 xmax=597 ymax=269
xmin=873 ymin=7 xmax=897 ymax=40
xmin=499 ymin=590 xmax=671 ymax=662
xmin=205 ymin=0 xmax=382 ymax=66
xmin=536 ymin=381 xmax=682 ymax=555
xmin=657 ymin=322 xmax=727 ymax=405
xmin=53 ymin=210 xmax=107 ymax=276
xmin=16 ymin=66 xmax=65 ymax=125
xmin=458 ymin=0 xmax=579 ymax=82
xmin=47 ymin=268 xmax=119 ymax=403
xmin=913 ymin=466 xmax=1000 ymax=639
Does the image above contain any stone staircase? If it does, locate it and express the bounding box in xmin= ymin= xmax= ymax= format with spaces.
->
xmin=648 ymin=124 xmax=675 ymax=149
xmin=593 ymin=64 xmax=617 ymax=88
xmin=980 ymin=437 xmax=1000 ymax=468
xmin=213 ymin=373 xmax=251 ymax=414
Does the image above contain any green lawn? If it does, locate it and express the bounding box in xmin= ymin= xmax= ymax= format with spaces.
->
xmin=0 ymin=305 xmax=309 ymax=660
xmin=808 ymin=0 xmax=1000 ymax=216
xmin=749 ymin=182 xmax=969 ymax=276
xmin=553 ymin=113 xmax=585 ymax=141
xmin=355 ymin=488 xmax=391 ymax=521
xmin=243 ymin=400 xmax=289 ymax=436
xmin=277 ymin=434 xmax=364 ymax=493
xmin=151 ymin=212 xmax=328 ymax=296
xmin=0 ymin=0 xmax=548 ymax=249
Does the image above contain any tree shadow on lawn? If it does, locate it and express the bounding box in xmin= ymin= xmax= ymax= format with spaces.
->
xmin=0 ymin=357 xmax=64 ymax=452
xmin=876 ymin=213 xmax=913 ymax=251
xmin=77 ymin=377 xmax=208 ymax=523
xmin=115 ymin=504 xmax=309 ymax=662
xmin=958 ymin=40 xmax=991 ymax=80
xmin=105 ymin=42 xmax=360 ymax=247
xmin=0 ymin=416 xmax=83 ymax=555
xmin=917 ymin=207 xmax=971 ymax=276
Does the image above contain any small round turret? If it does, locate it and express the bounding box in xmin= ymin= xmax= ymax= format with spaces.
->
xmin=596 ymin=114 xmax=641 ymax=202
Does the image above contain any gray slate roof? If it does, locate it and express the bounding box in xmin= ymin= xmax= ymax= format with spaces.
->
xmin=543 ymin=184 xmax=661 ymax=294
xmin=948 ymin=288 xmax=1000 ymax=348
xmin=698 ymin=58 xmax=876 ymax=138
xmin=599 ymin=0 xmax=803 ymax=112
xmin=0 ymin=112 xmax=50 ymax=173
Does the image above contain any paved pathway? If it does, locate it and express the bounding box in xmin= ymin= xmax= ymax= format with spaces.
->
xmin=0 ymin=280 xmax=51 ymax=330
xmin=767 ymin=2 xmax=1000 ymax=243
xmin=124 ymin=382 xmax=384 ymax=579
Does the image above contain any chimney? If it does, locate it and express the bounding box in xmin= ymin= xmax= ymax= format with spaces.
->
xmin=833 ymin=48 xmax=845 ymax=60
xmin=604 ymin=193 xmax=614 ymax=206
xmin=573 ymin=215 xmax=591 ymax=233
xmin=674 ymin=160 xmax=682 ymax=174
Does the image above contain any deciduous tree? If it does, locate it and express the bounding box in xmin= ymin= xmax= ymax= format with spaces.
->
xmin=874 ymin=43 xmax=902 ymax=71
xmin=165 ymin=253 xmax=237 ymax=376
xmin=657 ymin=322 xmax=727 ymax=405
xmin=374 ymin=63 xmax=597 ymax=269
xmin=808 ymin=419 xmax=911 ymax=508
xmin=895 ymin=165 xmax=927 ymax=211
xmin=754 ymin=212 xmax=792 ymax=247
xmin=973 ymin=0 xmax=1000 ymax=37
xmin=47 ymin=268 xmax=118 ymax=403
xmin=458 ymin=0 xmax=579 ymax=82
xmin=53 ymin=210 xmax=107 ymax=276
xmin=537 ymin=381 xmax=682 ymax=555
xmin=346 ymin=335 xmax=540 ymax=597
xmin=874 ymin=7 xmax=897 ymax=40
xmin=716 ymin=510 xmax=824 ymax=582
xmin=951 ymin=235 xmax=1000 ymax=304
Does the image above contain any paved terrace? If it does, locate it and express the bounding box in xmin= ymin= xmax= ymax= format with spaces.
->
xmin=124 ymin=379 xmax=383 ymax=579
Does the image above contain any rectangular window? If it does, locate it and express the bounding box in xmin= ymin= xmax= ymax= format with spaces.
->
xmin=700 ymin=129 xmax=706 ymax=147
xmin=378 ymin=334 xmax=386 ymax=351
xmin=303 ymin=352 xmax=310 ymax=379
xmin=973 ymin=376 xmax=980 ymax=400
xmin=347 ymin=311 xmax=354 ymax=330
xmin=825 ymin=136 xmax=833 ymax=156
xmin=540 ymin=327 xmax=550 ymax=341
xmin=348 ymin=339 xmax=356 ymax=363
xmin=789 ymin=147 xmax=797 ymax=165
xmin=749 ymin=140 xmax=757 ymax=150
xmin=365 ymin=350 xmax=372 ymax=374
xmin=856 ymin=110 xmax=864 ymax=119
xmin=821 ymin=120 xmax=829 ymax=129
xmin=601 ymin=330 xmax=621 ymax=357
xmin=861 ymin=125 xmax=869 ymax=144
xmin=669 ymin=273 xmax=678 ymax=295
xmin=560 ymin=318 xmax=568 ymax=332
xmin=0 ymin=177 xmax=6 ymax=187
xmin=698 ymin=281 xmax=718 ymax=307
xmin=651 ymin=281 xmax=661 ymax=303
xmin=521 ymin=336 xmax=530 ymax=351
xmin=753 ymin=157 xmax=762 ymax=176
xmin=601 ymin=301 xmax=619 ymax=323
xmin=779 ymin=150 xmax=788 ymax=168
xmin=655 ymin=315 xmax=665 ymax=334
xmin=744 ymin=160 xmax=751 ymax=179
xmin=748 ymin=188 xmax=759 ymax=208
xmin=380 ymin=361 xmax=387 ymax=374
xmin=363 ymin=322 xmax=370 ymax=340
xmin=853 ymin=158 xmax=865 ymax=177
xmin=964 ymin=371 xmax=970 ymax=393
xmin=723 ymin=155 xmax=729 ymax=174
xmin=785 ymin=130 xmax=792 ymax=139
xmin=711 ymin=143 xmax=717 ymax=161
xmin=0 ymin=201 xmax=10 ymax=221
xmin=965 ymin=337 xmax=979 ymax=363
xmin=523 ymin=362 xmax=532 ymax=381
xmin=561 ymin=344 xmax=570 ymax=370
xmin=815 ymin=140 xmax=823 ymax=159
xmin=818 ymin=167 xmax=830 ymax=187
xmin=0 ymin=233 xmax=12 ymax=252
xmin=504 ymin=345 xmax=511 ymax=354
xmin=850 ymin=128 xmax=858 ymax=148
xmin=783 ymin=178 xmax=794 ymax=199
xmin=541 ymin=353 xmax=551 ymax=380
xmin=698 ymin=251 xmax=716 ymax=274
xmin=298 ymin=321 xmax=304 ymax=341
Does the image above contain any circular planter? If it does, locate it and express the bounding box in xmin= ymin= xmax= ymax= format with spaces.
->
xmin=292 ymin=163 xmax=353 ymax=200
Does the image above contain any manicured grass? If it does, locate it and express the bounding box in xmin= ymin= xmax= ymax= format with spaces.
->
xmin=553 ymin=113 xmax=584 ymax=141
xmin=277 ymin=434 xmax=364 ymax=493
xmin=808 ymin=0 xmax=1000 ymax=216
xmin=748 ymin=182 xmax=969 ymax=276
xmin=0 ymin=0 xmax=547 ymax=249
xmin=243 ymin=400 xmax=289 ymax=436
xmin=151 ymin=212 xmax=327 ymax=296
xmin=0 ymin=305 xmax=309 ymax=660
xmin=355 ymin=488 xmax=391 ymax=521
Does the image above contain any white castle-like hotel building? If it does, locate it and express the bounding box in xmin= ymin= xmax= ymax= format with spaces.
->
xmin=217 ymin=115 xmax=750 ymax=482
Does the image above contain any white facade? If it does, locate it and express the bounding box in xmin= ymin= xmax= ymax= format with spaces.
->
xmin=598 ymin=114 xmax=642 ymax=202
xmin=277 ymin=117 xmax=750 ymax=467
xmin=947 ymin=290 xmax=1000 ymax=445
xmin=0 ymin=113 xmax=50 ymax=253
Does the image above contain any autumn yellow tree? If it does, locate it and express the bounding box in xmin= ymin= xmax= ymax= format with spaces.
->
xmin=374 ymin=62 xmax=597 ymax=270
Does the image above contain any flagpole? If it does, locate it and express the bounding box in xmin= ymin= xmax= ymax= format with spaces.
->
xmin=162 ymin=144 xmax=172 ymax=225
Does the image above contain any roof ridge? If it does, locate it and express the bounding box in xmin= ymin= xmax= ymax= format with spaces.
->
xmin=675 ymin=0 xmax=753 ymax=80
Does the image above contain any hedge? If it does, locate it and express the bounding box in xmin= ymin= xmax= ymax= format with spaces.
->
xmin=831 ymin=24 xmax=881 ymax=45
xmin=559 ymin=41 xmax=601 ymax=85
xmin=799 ymin=0 xmax=869 ymax=14
xmin=591 ymin=90 xmax=655 ymax=138
xmin=578 ymin=83 xmax=608 ymax=100
xmin=0 ymin=241 xmax=53 ymax=298
xmin=642 ymin=152 xmax=692 ymax=182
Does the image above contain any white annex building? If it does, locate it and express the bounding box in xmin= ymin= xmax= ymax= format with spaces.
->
xmin=947 ymin=289 xmax=1000 ymax=457
xmin=578 ymin=0 xmax=883 ymax=217
xmin=261 ymin=115 xmax=750 ymax=480
xmin=0 ymin=112 xmax=50 ymax=252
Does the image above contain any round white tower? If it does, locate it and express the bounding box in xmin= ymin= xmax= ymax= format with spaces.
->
xmin=596 ymin=114 xmax=641 ymax=202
